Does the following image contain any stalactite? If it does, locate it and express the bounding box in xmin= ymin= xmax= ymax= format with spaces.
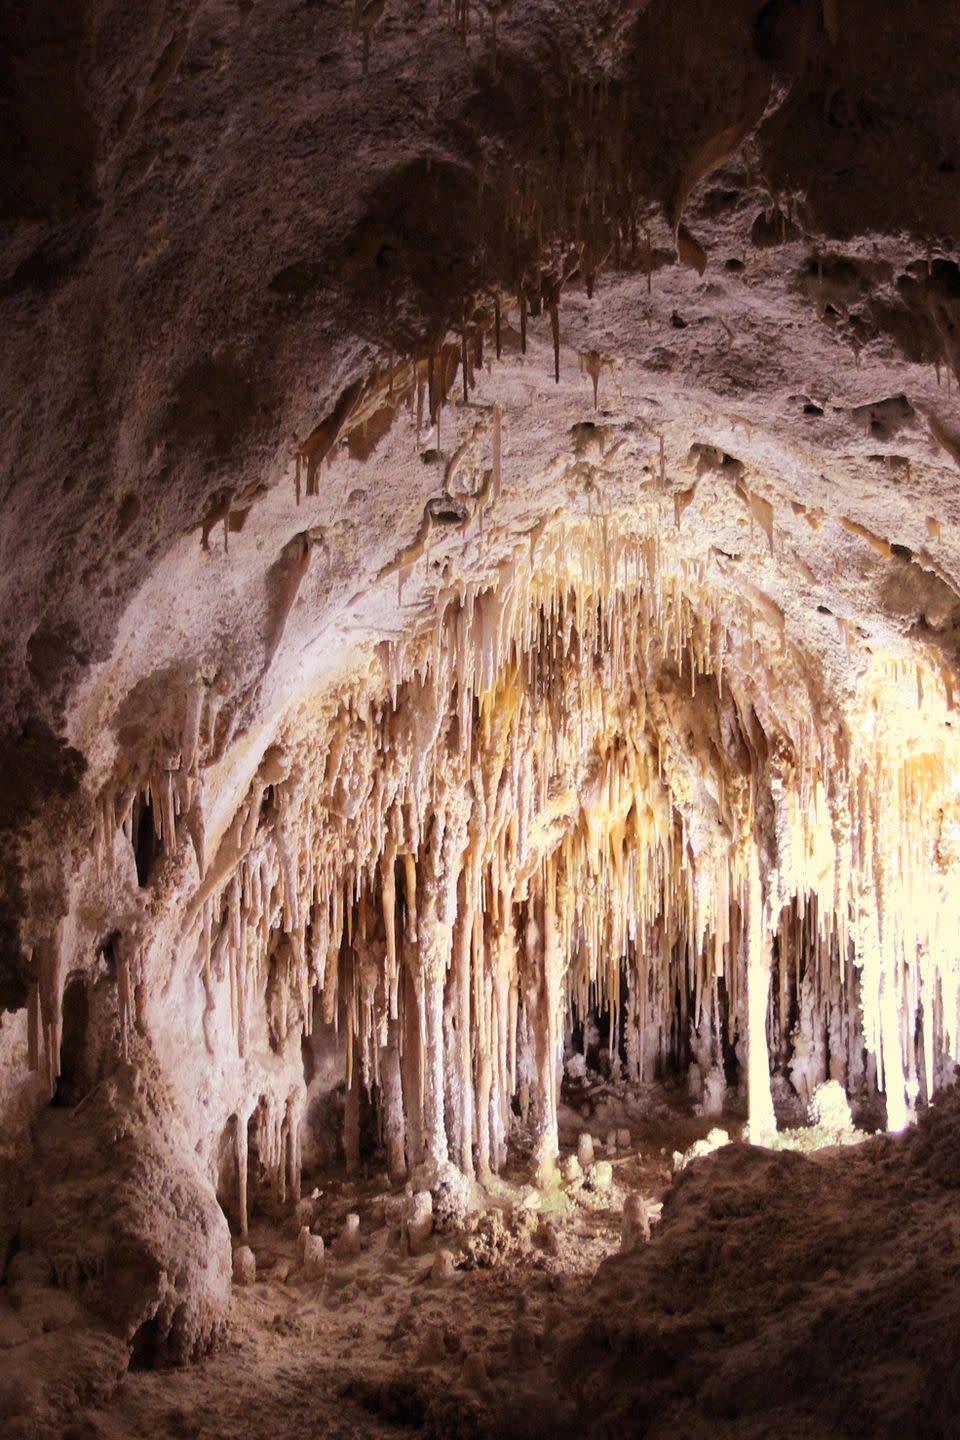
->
xmin=549 ymin=301 xmax=560 ymax=383
xmin=77 ymin=512 xmax=960 ymax=1202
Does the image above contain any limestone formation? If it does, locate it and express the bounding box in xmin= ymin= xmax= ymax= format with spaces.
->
xmin=300 ymin=1231 xmax=325 ymax=1280
xmin=401 ymin=1191 xmax=434 ymax=1257
xmin=3 ymin=1 xmax=960 ymax=1435
xmin=334 ymin=1213 xmax=362 ymax=1259
xmin=232 ymin=1247 xmax=257 ymax=1288
xmin=620 ymin=1193 xmax=651 ymax=1253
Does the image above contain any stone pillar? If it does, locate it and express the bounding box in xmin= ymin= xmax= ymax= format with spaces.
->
xmin=746 ymin=846 xmax=776 ymax=1144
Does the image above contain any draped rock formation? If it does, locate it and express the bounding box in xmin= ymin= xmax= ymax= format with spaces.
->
xmin=3 ymin=0 xmax=960 ymax=1421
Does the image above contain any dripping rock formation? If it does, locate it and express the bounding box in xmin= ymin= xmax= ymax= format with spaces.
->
xmin=3 ymin=1 xmax=960 ymax=1435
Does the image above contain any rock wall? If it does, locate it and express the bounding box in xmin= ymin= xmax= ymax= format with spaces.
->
xmin=3 ymin=0 xmax=960 ymax=1370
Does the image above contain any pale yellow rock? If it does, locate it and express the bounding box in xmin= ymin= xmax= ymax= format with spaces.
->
xmin=589 ymin=1160 xmax=613 ymax=1192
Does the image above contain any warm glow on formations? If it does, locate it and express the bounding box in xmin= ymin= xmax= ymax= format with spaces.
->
xmin=60 ymin=513 xmax=960 ymax=1223
xmin=8 ymin=4 xmax=960 ymax=1433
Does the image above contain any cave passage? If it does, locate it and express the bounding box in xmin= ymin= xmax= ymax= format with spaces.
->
xmin=69 ymin=519 xmax=960 ymax=1240
xmin=6 ymin=1 xmax=960 ymax=1435
xmin=9 ymin=407 xmax=960 ymax=1440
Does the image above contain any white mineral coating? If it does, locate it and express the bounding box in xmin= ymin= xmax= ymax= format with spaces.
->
xmin=5 ymin=3 xmax=960 ymax=1416
xmin=808 ymin=1080 xmax=855 ymax=1138
xmin=561 ymin=1154 xmax=583 ymax=1184
xmin=676 ymin=1128 xmax=732 ymax=1171
xmin=702 ymin=1067 xmax=727 ymax=1119
xmin=589 ymin=1160 xmax=614 ymax=1192
xmin=412 ymin=1158 xmax=475 ymax=1232
xmin=565 ymin=1053 xmax=587 ymax=1082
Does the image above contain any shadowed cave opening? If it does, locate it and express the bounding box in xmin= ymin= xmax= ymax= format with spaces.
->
xmin=51 ymin=972 xmax=89 ymax=1108
xmin=131 ymin=791 xmax=159 ymax=889
xmin=127 ymin=1316 xmax=160 ymax=1374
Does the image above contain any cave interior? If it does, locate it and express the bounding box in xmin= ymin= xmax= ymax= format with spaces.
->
xmin=4 ymin=2 xmax=960 ymax=1437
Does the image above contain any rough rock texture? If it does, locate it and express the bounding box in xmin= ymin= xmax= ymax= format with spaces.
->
xmin=3 ymin=0 xmax=960 ymax=1420
xmin=12 ymin=1086 xmax=955 ymax=1440
xmin=551 ymin=1088 xmax=960 ymax=1439
xmin=17 ymin=1043 xmax=231 ymax=1364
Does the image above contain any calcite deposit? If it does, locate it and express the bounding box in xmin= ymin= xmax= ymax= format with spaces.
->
xmin=3 ymin=0 xmax=960 ymax=1435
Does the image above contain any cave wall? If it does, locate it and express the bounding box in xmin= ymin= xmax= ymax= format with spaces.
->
xmin=3 ymin=0 xmax=960 ymax=1366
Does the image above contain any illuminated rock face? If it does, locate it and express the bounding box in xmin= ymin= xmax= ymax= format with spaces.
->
xmin=2 ymin=0 xmax=960 ymax=1379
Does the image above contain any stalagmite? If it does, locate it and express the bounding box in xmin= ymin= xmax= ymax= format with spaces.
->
xmin=334 ymin=1212 xmax=361 ymax=1256
xmin=621 ymin=1193 xmax=650 ymax=1252
xmin=402 ymin=1191 xmax=433 ymax=1256
xmin=233 ymin=1247 xmax=256 ymax=1286
xmin=302 ymin=1233 xmax=325 ymax=1279
xmin=380 ymin=1019 xmax=407 ymax=1181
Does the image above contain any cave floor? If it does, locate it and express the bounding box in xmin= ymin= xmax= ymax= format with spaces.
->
xmin=4 ymin=1073 xmax=908 ymax=1440
xmin=77 ymin=1081 xmax=722 ymax=1440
